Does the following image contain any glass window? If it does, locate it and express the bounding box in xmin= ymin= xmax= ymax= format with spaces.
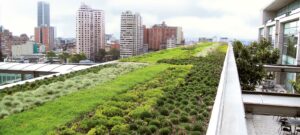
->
xmin=282 ymin=21 xmax=298 ymax=65
xmin=268 ymin=26 xmax=275 ymax=47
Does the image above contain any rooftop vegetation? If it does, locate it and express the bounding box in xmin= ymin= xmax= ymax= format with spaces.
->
xmin=0 ymin=42 xmax=227 ymax=135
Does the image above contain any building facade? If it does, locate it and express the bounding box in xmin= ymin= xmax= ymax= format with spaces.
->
xmin=144 ymin=22 xmax=184 ymax=51
xmin=12 ymin=41 xmax=40 ymax=58
xmin=166 ymin=36 xmax=176 ymax=49
xmin=35 ymin=26 xmax=54 ymax=52
xmin=259 ymin=0 xmax=300 ymax=91
xmin=76 ymin=3 xmax=105 ymax=60
xmin=37 ymin=1 xmax=50 ymax=27
xmin=0 ymin=28 xmax=29 ymax=57
xmin=35 ymin=1 xmax=54 ymax=53
xmin=120 ymin=11 xmax=143 ymax=58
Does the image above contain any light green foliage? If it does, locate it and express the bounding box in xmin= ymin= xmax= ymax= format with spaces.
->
xmin=0 ymin=64 xmax=169 ymax=135
xmin=120 ymin=42 xmax=213 ymax=63
xmin=0 ymin=63 xmax=146 ymax=118
xmin=60 ymin=66 xmax=190 ymax=134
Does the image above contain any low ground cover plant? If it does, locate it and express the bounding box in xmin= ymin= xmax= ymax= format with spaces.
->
xmin=0 ymin=63 xmax=146 ymax=118
xmin=54 ymin=45 xmax=227 ymax=135
xmin=0 ymin=64 xmax=169 ymax=135
xmin=0 ymin=64 xmax=112 ymax=99
xmin=55 ymin=66 xmax=190 ymax=135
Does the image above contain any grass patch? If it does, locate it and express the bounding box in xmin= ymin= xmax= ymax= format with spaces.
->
xmin=120 ymin=42 xmax=213 ymax=64
xmin=0 ymin=64 xmax=170 ymax=135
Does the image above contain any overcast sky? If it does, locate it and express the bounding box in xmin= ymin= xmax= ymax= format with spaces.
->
xmin=0 ymin=0 xmax=272 ymax=40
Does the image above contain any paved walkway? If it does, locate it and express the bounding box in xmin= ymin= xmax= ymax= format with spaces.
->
xmin=246 ymin=114 xmax=280 ymax=135
xmin=196 ymin=43 xmax=220 ymax=57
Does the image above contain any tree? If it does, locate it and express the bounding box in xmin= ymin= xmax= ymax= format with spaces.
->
xmin=95 ymin=49 xmax=106 ymax=62
xmin=58 ymin=52 xmax=70 ymax=64
xmin=108 ymin=48 xmax=120 ymax=60
xmin=233 ymin=38 xmax=280 ymax=90
xmin=69 ymin=53 xmax=87 ymax=63
xmin=46 ymin=51 xmax=56 ymax=63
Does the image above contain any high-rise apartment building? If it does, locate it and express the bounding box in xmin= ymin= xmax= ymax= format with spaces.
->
xmin=35 ymin=1 xmax=54 ymax=52
xmin=76 ymin=3 xmax=105 ymax=60
xmin=120 ymin=11 xmax=143 ymax=58
xmin=37 ymin=1 xmax=50 ymax=27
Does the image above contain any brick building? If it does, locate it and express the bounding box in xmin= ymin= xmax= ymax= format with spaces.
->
xmin=0 ymin=28 xmax=28 ymax=57
xmin=144 ymin=22 xmax=184 ymax=51
xmin=34 ymin=26 xmax=55 ymax=52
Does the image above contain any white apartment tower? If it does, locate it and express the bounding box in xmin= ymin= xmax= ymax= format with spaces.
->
xmin=76 ymin=3 xmax=105 ymax=60
xmin=120 ymin=11 xmax=143 ymax=58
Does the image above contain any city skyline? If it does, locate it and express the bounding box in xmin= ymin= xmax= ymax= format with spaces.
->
xmin=0 ymin=0 xmax=272 ymax=40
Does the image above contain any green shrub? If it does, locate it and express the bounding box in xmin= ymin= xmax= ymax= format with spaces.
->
xmin=138 ymin=126 xmax=151 ymax=135
xmin=111 ymin=124 xmax=129 ymax=134
xmin=161 ymin=119 xmax=172 ymax=127
xmin=202 ymin=110 xmax=209 ymax=117
xmin=190 ymin=131 xmax=202 ymax=135
xmin=180 ymin=115 xmax=189 ymax=122
xmin=184 ymin=124 xmax=191 ymax=130
xmin=196 ymin=114 xmax=205 ymax=121
xmin=108 ymin=116 xmax=126 ymax=128
xmin=87 ymin=125 xmax=108 ymax=135
xmin=189 ymin=110 xmax=198 ymax=115
xmin=149 ymin=120 xmax=161 ymax=127
xmin=159 ymin=127 xmax=171 ymax=135
xmin=157 ymin=99 xmax=164 ymax=106
xmin=0 ymin=110 xmax=9 ymax=118
xmin=170 ymin=118 xmax=179 ymax=124
xmin=184 ymin=107 xmax=191 ymax=112
xmin=59 ymin=128 xmax=76 ymax=135
xmin=192 ymin=122 xmax=204 ymax=132
xmin=129 ymin=123 xmax=138 ymax=130
xmin=159 ymin=108 xmax=169 ymax=116
xmin=173 ymin=109 xmax=181 ymax=114
xmin=101 ymin=106 xmax=123 ymax=117
xmin=148 ymin=125 xmax=158 ymax=133
xmin=79 ymin=118 xmax=101 ymax=131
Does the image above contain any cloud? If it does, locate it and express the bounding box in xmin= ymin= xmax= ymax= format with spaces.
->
xmin=0 ymin=0 xmax=273 ymax=40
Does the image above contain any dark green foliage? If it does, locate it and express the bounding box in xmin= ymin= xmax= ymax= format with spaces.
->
xmin=69 ymin=53 xmax=87 ymax=63
xmin=193 ymin=122 xmax=204 ymax=131
xmin=129 ymin=123 xmax=138 ymax=130
xmin=138 ymin=126 xmax=152 ymax=135
xmin=170 ymin=117 xmax=179 ymax=124
xmin=233 ymin=39 xmax=280 ymax=90
xmin=179 ymin=115 xmax=189 ymax=123
xmin=148 ymin=120 xmax=160 ymax=128
xmin=159 ymin=108 xmax=169 ymax=116
xmin=148 ymin=125 xmax=158 ymax=133
xmin=159 ymin=127 xmax=171 ymax=135
xmin=54 ymin=45 xmax=226 ymax=135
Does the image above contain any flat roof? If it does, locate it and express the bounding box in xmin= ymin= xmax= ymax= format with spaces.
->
xmin=0 ymin=62 xmax=90 ymax=73
xmin=264 ymin=0 xmax=295 ymax=11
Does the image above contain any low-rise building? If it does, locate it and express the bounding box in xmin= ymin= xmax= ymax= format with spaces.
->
xmin=259 ymin=0 xmax=300 ymax=91
xmin=12 ymin=41 xmax=40 ymax=58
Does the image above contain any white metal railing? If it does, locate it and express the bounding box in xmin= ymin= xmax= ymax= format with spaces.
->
xmin=206 ymin=43 xmax=248 ymax=135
